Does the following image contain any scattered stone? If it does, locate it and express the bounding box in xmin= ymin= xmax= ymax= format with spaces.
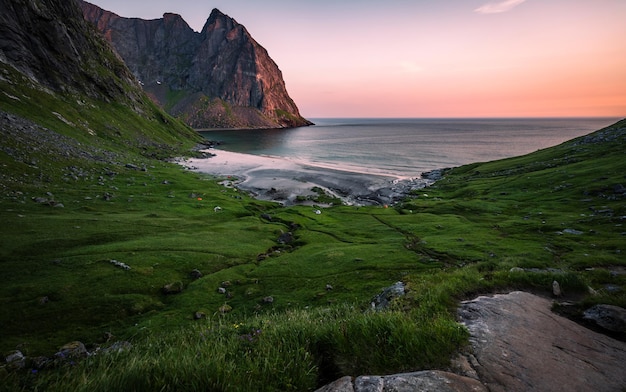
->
xmin=189 ymin=269 xmax=203 ymax=280
xmin=552 ymin=280 xmax=562 ymax=297
xmin=217 ymin=287 xmax=227 ymax=294
xmin=563 ymin=228 xmax=583 ymax=235
xmin=5 ymin=350 xmax=25 ymax=370
xmin=194 ymin=311 xmax=206 ymax=320
xmin=370 ymin=281 xmax=405 ymax=311
xmin=326 ymin=284 xmax=334 ymax=291
xmin=218 ymin=304 xmax=232 ymax=314
xmin=583 ymin=304 xmax=626 ymax=333
xmin=214 ymin=206 xmax=222 ymax=212
xmin=260 ymin=213 xmax=272 ymax=221
xmin=277 ymin=232 xmax=294 ymax=244
xmin=161 ymin=282 xmax=183 ymax=295
xmin=38 ymin=296 xmax=49 ymax=305
xmin=109 ymin=259 xmax=131 ymax=270
xmin=509 ymin=267 xmax=524 ymax=273
xmin=55 ymin=341 xmax=87 ymax=359
xmin=101 ymin=341 xmax=132 ymax=355
xmin=262 ymin=296 xmax=274 ymax=304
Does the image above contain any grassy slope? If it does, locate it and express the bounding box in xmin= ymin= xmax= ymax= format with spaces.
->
xmin=1 ymin=70 xmax=624 ymax=390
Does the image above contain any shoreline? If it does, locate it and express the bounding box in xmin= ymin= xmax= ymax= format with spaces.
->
xmin=179 ymin=149 xmax=434 ymax=206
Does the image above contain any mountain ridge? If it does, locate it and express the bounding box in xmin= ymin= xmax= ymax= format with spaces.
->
xmin=80 ymin=1 xmax=312 ymax=129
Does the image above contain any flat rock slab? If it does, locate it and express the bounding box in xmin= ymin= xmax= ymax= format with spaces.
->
xmin=458 ymin=291 xmax=626 ymax=392
xmin=316 ymin=371 xmax=487 ymax=392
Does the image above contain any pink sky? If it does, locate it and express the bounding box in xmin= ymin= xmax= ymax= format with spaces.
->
xmin=87 ymin=0 xmax=625 ymax=118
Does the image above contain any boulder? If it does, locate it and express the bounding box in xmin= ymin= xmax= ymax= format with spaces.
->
xmin=583 ymin=304 xmax=626 ymax=333
xmin=4 ymin=350 xmax=25 ymax=370
xmin=189 ymin=269 xmax=203 ymax=280
xmin=370 ymin=281 xmax=405 ymax=311
xmin=56 ymin=341 xmax=88 ymax=359
xmin=458 ymin=291 xmax=626 ymax=392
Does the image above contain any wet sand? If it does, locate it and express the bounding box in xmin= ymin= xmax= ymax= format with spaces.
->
xmin=179 ymin=149 xmax=432 ymax=206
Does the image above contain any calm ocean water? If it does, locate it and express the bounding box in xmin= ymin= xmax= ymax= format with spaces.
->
xmin=199 ymin=118 xmax=620 ymax=178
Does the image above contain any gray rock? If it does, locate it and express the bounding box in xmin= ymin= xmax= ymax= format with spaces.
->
xmin=552 ymin=280 xmax=562 ymax=296
xmin=189 ymin=269 xmax=203 ymax=280
xmin=277 ymin=232 xmax=294 ymax=244
xmin=5 ymin=350 xmax=26 ymax=370
xmin=458 ymin=291 xmax=626 ymax=392
xmin=317 ymin=371 xmax=486 ymax=392
xmin=370 ymin=281 xmax=405 ymax=311
xmin=583 ymin=304 xmax=626 ymax=332
xmin=262 ymin=296 xmax=274 ymax=304
xmin=162 ymin=282 xmax=183 ymax=295
xmin=315 ymin=376 xmax=354 ymax=392
xmin=55 ymin=341 xmax=88 ymax=359
xmin=563 ymin=228 xmax=584 ymax=235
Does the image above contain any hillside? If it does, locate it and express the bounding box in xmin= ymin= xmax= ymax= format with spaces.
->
xmin=1 ymin=0 xmax=625 ymax=390
xmin=80 ymin=1 xmax=312 ymax=129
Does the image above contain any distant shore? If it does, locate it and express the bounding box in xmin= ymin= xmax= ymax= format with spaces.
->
xmin=179 ymin=149 xmax=434 ymax=206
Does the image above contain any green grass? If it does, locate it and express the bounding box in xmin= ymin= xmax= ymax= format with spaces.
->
xmin=1 ymin=65 xmax=625 ymax=390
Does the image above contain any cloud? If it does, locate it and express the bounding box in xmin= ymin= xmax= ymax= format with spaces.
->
xmin=475 ymin=0 xmax=527 ymax=14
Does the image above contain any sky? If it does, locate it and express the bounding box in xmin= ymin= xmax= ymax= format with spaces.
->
xmin=87 ymin=0 xmax=626 ymax=118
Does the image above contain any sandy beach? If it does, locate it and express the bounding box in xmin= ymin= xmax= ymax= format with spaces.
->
xmin=179 ymin=149 xmax=432 ymax=206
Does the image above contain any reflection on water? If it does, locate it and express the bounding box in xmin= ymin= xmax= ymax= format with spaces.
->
xmin=199 ymin=117 xmax=620 ymax=177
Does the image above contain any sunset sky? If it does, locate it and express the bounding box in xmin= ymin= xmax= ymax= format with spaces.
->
xmin=87 ymin=0 xmax=625 ymax=118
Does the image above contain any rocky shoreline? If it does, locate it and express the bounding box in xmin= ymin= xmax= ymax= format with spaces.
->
xmin=180 ymin=149 xmax=441 ymax=206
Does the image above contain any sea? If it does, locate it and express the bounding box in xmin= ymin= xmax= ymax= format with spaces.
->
xmin=199 ymin=117 xmax=621 ymax=179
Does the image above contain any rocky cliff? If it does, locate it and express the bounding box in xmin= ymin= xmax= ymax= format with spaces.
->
xmin=80 ymin=1 xmax=312 ymax=129
xmin=0 ymin=0 xmax=141 ymax=104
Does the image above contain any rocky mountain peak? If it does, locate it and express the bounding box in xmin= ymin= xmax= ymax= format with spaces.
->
xmin=80 ymin=1 xmax=312 ymax=129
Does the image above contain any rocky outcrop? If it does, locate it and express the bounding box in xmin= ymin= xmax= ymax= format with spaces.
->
xmin=80 ymin=1 xmax=312 ymax=129
xmin=316 ymin=371 xmax=487 ymax=392
xmin=318 ymin=291 xmax=626 ymax=392
xmin=458 ymin=291 xmax=626 ymax=392
xmin=0 ymin=0 xmax=141 ymax=103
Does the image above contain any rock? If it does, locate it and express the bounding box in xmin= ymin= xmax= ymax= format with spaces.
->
xmin=80 ymin=3 xmax=312 ymax=129
xmin=277 ymin=232 xmax=294 ymax=244
xmin=260 ymin=213 xmax=273 ymax=221
xmin=563 ymin=228 xmax=584 ymax=235
xmin=194 ymin=311 xmax=206 ymax=320
xmin=315 ymin=376 xmax=354 ymax=392
xmin=56 ymin=341 xmax=88 ymax=359
xmin=458 ymin=291 xmax=626 ymax=392
xmin=317 ymin=371 xmax=487 ymax=392
xmin=218 ymin=304 xmax=232 ymax=314
xmin=509 ymin=267 xmax=524 ymax=273
xmin=4 ymin=350 xmax=26 ymax=370
xmin=189 ymin=269 xmax=203 ymax=280
xmin=552 ymin=280 xmax=562 ymax=296
xmin=583 ymin=304 xmax=626 ymax=333
xmin=217 ymin=287 xmax=227 ymax=294
xmin=326 ymin=284 xmax=334 ymax=291
xmin=162 ymin=282 xmax=183 ymax=295
xmin=101 ymin=341 xmax=132 ymax=354
xmin=262 ymin=296 xmax=274 ymax=304
xmin=370 ymin=281 xmax=405 ymax=311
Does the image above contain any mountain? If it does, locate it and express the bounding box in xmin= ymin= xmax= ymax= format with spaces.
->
xmin=80 ymin=2 xmax=312 ymax=129
xmin=0 ymin=0 xmax=201 ymax=191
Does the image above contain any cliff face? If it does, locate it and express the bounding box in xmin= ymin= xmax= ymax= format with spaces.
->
xmin=0 ymin=0 xmax=140 ymax=104
xmin=80 ymin=2 xmax=312 ymax=129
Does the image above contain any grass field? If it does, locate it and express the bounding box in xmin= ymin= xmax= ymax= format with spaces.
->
xmin=1 ymin=64 xmax=624 ymax=389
